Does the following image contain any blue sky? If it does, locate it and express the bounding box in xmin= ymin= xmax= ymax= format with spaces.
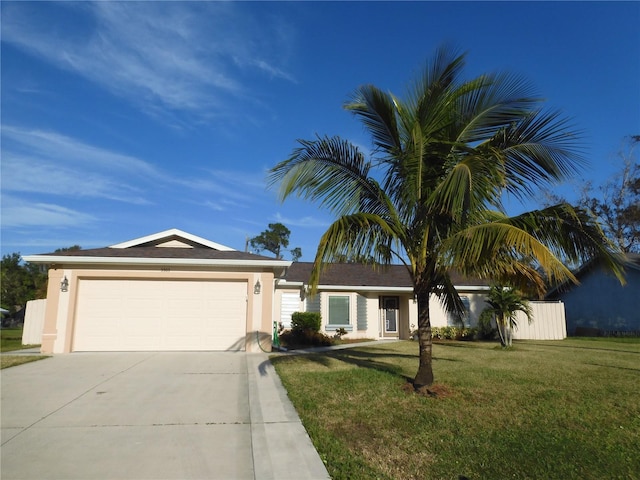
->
xmin=2 ymin=1 xmax=639 ymax=260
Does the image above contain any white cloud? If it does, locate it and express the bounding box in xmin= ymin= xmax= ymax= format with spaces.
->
xmin=177 ymin=168 xmax=270 ymax=208
xmin=2 ymin=154 xmax=150 ymax=204
xmin=2 ymin=125 xmax=163 ymax=179
xmin=1 ymin=2 xmax=296 ymax=120
xmin=201 ymin=201 xmax=226 ymax=212
xmin=273 ymin=212 xmax=332 ymax=228
xmin=1 ymin=125 xmax=168 ymax=205
xmin=1 ymin=125 xmax=276 ymax=212
xmin=1 ymin=197 xmax=96 ymax=228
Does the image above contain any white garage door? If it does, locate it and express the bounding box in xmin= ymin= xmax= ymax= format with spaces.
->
xmin=73 ymin=279 xmax=248 ymax=351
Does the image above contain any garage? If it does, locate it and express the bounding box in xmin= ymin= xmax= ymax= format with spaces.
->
xmin=73 ymin=279 xmax=248 ymax=351
xmin=24 ymin=229 xmax=291 ymax=354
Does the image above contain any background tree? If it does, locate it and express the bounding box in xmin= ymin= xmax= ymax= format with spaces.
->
xmin=290 ymin=247 xmax=303 ymax=262
xmin=250 ymin=223 xmax=302 ymax=260
xmin=1 ymin=245 xmax=82 ymax=313
xmin=269 ymin=46 xmax=624 ymax=389
xmin=482 ymin=285 xmax=532 ymax=348
xmin=581 ymin=136 xmax=639 ymax=253
xmin=545 ymin=135 xmax=639 ymax=253
xmin=1 ymin=253 xmax=46 ymax=313
xmin=54 ymin=245 xmax=82 ymax=253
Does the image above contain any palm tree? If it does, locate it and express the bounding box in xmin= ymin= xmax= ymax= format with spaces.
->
xmin=483 ymin=285 xmax=532 ymax=348
xmin=269 ymin=47 xmax=624 ymax=389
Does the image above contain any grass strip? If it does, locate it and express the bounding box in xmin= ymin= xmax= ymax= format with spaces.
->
xmin=1 ymin=356 xmax=48 ymax=369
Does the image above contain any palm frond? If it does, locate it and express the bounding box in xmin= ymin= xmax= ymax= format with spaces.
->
xmin=443 ymin=219 xmax=574 ymax=296
xmin=453 ymin=71 xmax=541 ymax=144
xmin=507 ymin=203 xmax=626 ymax=284
xmin=432 ymin=271 xmax=467 ymax=320
xmin=307 ymin=213 xmax=401 ymax=292
xmin=268 ymin=136 xmax=385 ymax=217
xmin=345 ymin=85 xmax=401 ymax=156
xmin=486 ymin=110 xmax=585 ymax=199
xmin=426 ymin=153 xmax=507 ymax=224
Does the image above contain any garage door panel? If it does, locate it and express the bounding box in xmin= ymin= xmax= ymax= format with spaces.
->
xmin=73 ymin=279 xmax=247 ymax=351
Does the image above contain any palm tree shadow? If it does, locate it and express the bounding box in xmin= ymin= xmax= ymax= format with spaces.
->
xmin=273 ymin=348 xmax=460 ymax=383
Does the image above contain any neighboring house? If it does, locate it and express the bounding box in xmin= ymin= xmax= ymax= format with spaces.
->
xmin=547 ymin=254 xmax=640 ymax=335
xmin=23 ymin=229 xmax=290 ymax=353
xmin=275 ymin=262 xmax=491 ymax=340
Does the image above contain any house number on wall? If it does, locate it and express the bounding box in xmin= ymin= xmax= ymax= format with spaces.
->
xmin=160 ymin=267 xmax=170 ymax=272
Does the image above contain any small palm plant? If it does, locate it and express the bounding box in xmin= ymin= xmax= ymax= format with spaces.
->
xmin=483 ymin=285 xmax=532 ymax=348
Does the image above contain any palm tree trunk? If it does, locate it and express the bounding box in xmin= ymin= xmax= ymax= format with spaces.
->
xmin=414 ymin=288 xmax=434 ymax=388
xmin=505 ymin=322 xmax=513 ymax=347
xmin=496 ymin=315 xmax=507 ymax=347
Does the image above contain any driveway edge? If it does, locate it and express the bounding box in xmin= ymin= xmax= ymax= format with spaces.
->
xmin=246 ymin=353 xmax=330 ymax=480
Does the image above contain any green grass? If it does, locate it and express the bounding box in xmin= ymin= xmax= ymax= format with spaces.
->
xmin=0 ymin=328 xmax=38 ymax=352
xmin=1 ymin=328 xmax=46 ymax=369
xmin=1 ymin=355 xmax=48 ymax=369
xmin=0 ymin=328 xmax=39 ymax=352
xmin=272 ymin=338 xmax=640 ymax=480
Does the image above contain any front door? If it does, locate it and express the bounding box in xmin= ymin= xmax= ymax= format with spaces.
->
xmin=380 ymin=296 xmax=399 ymax=337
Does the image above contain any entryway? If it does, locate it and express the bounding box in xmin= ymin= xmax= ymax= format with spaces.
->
xmin=379 ymin=296 xmax=399 ymax=338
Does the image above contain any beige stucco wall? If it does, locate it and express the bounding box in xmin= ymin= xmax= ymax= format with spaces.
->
xmin=42 ymin=266 xmax=275 ymax=354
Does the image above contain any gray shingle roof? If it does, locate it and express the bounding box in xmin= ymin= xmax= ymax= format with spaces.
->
xmin=33 ymin=246 xmax=276 ymax=261
xmin=283 ymin=262 xmax=490 ymax=288
xmin=285 ymin=262 xmax=413 ymax=287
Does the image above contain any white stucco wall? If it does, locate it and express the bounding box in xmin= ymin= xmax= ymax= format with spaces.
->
xmin=275 ymin=287 xmax=571 ymax=342
xmin=429 ymin=292 xmax=488 ymax=328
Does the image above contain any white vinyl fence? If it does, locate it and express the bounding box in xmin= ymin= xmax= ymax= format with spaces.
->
xmin=512 ymin=301 xmax=566 ymax=340
xmin=22 ymin=299 xmax=46 ymax=345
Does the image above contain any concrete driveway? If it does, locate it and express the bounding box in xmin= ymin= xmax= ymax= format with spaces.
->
xmin=1 ymin=352 xmax=329 ymax=480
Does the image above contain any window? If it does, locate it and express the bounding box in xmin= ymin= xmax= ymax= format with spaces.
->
xmin=328 ymin=296 xmax=350 ymax=326
xmin=447 ymin=296 xmax=471 ymax=327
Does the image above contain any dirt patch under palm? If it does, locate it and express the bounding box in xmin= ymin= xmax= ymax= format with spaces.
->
xmin=402 ymin=381 xmax=453 ymax=398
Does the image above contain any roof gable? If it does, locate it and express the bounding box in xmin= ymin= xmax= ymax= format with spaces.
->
xmin=23 ymin=229 xmax=291 ymax=271
xmin=109 ymin=229 xmax=234 ymax=251
xmin=547 ymin=253 xmax=640 ymax=298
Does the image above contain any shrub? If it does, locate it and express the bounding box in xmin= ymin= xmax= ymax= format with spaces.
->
xmin=333 ymin=327 xmax=348 ymax=339
xmin=432 ymin=326 xmax=476 ymax=341
xmin=477 ymin=310 xmax=498 ymax=340
xmin=291 ymin=312 xmax=321 ymax=332
xmin=279 ymin=328 xmax=334 ymax=348
xmin=458 ymin=327 xmax=478 ymax=341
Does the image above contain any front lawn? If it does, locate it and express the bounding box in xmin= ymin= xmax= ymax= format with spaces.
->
xmin=0 ymin=328 xmax=38 ymax=352
xmin=271 ymin=339 xmax=640 ymax=480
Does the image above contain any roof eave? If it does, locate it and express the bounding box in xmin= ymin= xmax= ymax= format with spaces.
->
xmin=276 ymin=280 xmax=305 ymax=287
xmin=318 ymin=285 xmax=414 ymax=292
xmin=276 ymin=282 xmax=490 ymax=292
xmin=22 ymin=255 xmax=292 ymax=270
xmin=452 ymin=285 xmax=491 ymax=292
